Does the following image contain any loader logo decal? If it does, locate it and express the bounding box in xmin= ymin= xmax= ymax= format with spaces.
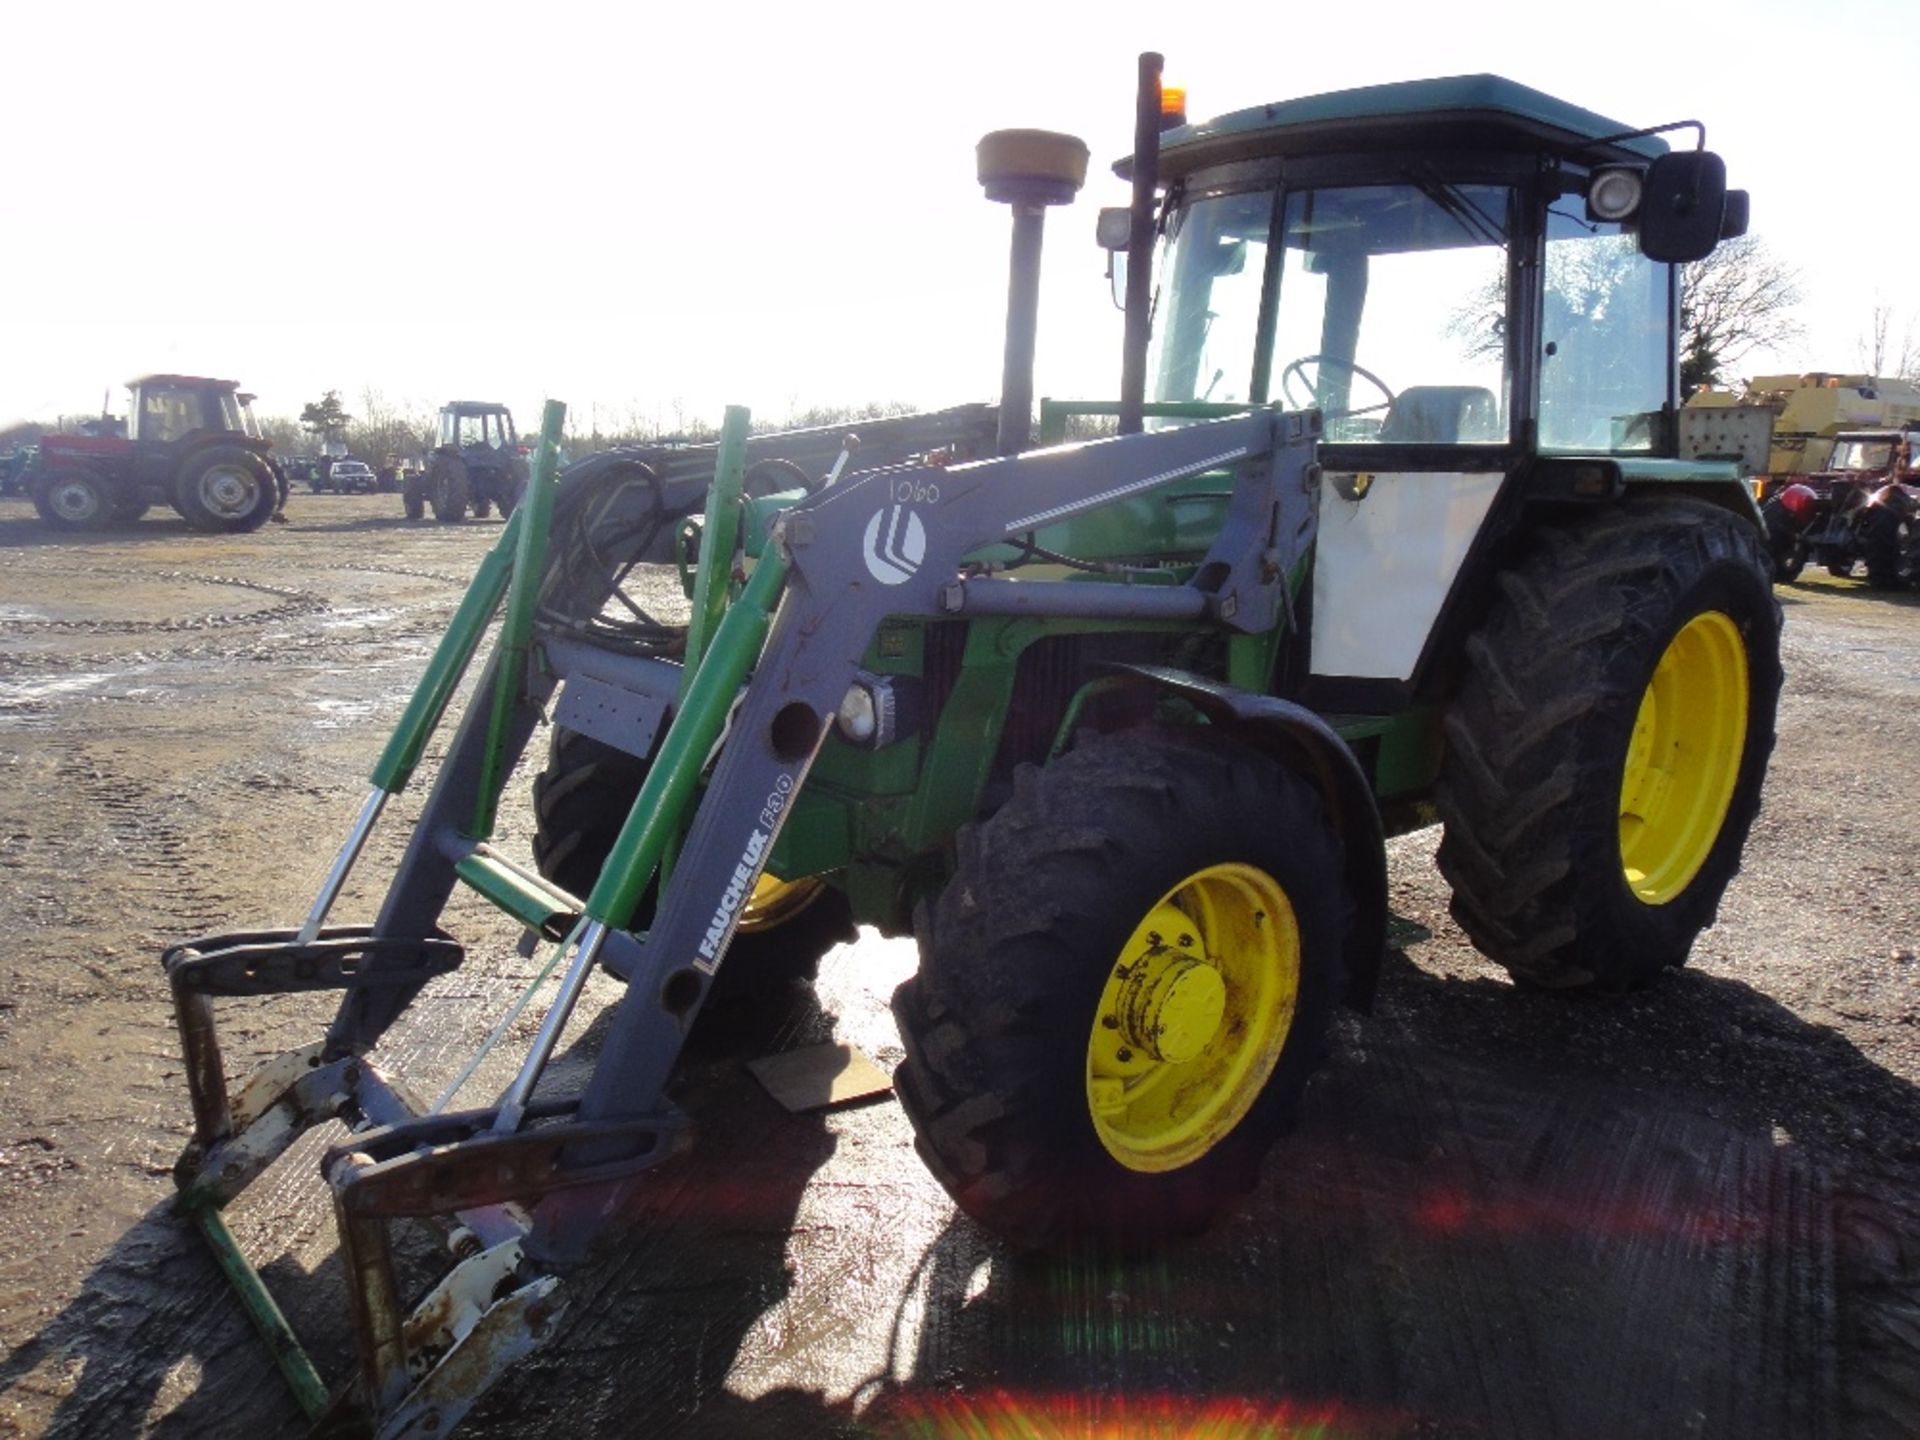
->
xmin=697 ymin=826 xmax=770 ymax=970
xmin=863 ymin=504 xmax=926 ymax=586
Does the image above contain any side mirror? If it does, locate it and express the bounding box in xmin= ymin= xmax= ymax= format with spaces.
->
xmin=1638 ymin=150 xmax=1729 ymax=263
xmin=1095 ymin=206 xmax=1132 ymax=251
xmin=1720 ymin=189 xmax=1750 ymax=240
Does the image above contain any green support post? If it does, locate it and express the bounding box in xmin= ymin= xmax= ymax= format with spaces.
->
xmin=661 ymin=405 xmax=751 ymax=885
xmin=583 ymin=550 xmax=789 ymax=930
xmin=469 ymin=399 xmax=568 ymax=838
xmin=681 ymin=405 xmax=751 ymax=683
xmin=367 ymin=511 xmax=524 ymax=796
xmin=188 ymin=1202 xmax=330 ymax=1419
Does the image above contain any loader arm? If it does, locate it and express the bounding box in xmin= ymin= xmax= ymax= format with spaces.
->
xmin=521 ymin=406 xmax=1322 ymax=1250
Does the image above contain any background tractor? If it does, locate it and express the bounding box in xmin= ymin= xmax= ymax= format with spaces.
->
xmin=31 ymin=375 xmax=283 ymax=532
xmin=1761 ymin=424 xmax=1920 ymax=586
xmin=166 ymin=58 xmax=1778 ymax=1435
xmin=406 ymin=400 xmax=529 ymax=522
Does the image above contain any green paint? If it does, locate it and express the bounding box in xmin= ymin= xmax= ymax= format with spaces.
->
xmin=582 ymin=550 xmax=788 ymax=929
xmin=368 ymin=511 xmax=521 ymax=794
xmin=681 ymin=407 xmax=750 ymax=682
xmin=190 ymin=1202 xmax=330 ymax=1419
xmin=470 ymin=399 xmax=568 ymax=838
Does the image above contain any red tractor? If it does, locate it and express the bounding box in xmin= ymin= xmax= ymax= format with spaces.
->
xmin=31 ymin=375 xmax=284 ymax=533
xmin=1760 ymin=425 xmax=1920 ymax=586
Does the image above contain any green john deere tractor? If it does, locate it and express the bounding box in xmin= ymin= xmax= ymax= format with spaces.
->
xmin=164 ymin=56 xmax=1777 ymax=1436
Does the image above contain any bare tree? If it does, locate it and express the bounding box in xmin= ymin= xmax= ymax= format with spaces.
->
xmin=1679 ymin=236 xmax=1804 ymax=392
xmin=1857 ymin=299 xmax=1920 ymax=381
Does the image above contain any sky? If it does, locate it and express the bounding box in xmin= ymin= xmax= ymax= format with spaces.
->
xmin=4 ymin=0 xmax=1917 ymax=436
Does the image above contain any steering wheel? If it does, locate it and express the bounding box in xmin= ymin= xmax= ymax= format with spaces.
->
xmin=1278 ymin=354 xmax=1396 ymax=420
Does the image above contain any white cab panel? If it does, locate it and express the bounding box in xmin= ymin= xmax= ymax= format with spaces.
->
xmin=1310 ymin=471 xmax=1504 ymax=681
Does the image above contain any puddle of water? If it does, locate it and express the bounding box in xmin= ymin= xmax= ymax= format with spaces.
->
xmin=0 ymin=605 xmax=51 ymax=622
xmin=312 ymin=697 xmax=377 ymax=730
xmin=0 ymin=671 xmax=117 ymax=706
xmin=320 ymin=608 xmax=402 ymax=631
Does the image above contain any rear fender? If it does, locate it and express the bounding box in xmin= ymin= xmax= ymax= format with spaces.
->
xmin=1106 ymin=664 xmax=1387 ymax=1012
xmin=1867 ymin=483 xmax=1917 ymax=518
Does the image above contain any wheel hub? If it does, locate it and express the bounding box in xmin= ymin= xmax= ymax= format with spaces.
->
xmin=50 ymin=482 xmax=100 ymax=522
xmin=1113 ymin=909 xmax=1226 ymax=1064
xmin=1086 ymin=863 xmax=1302 ymax=1174
xmin=202 ymin=466 xmax=258 ymax=516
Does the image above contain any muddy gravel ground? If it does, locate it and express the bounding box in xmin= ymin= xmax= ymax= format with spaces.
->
xmin=0 ymin=492 xmax=1914 ymax=1439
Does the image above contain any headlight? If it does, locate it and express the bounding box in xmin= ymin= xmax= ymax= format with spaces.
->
xmin=835 ymin=674 xmax=899 ymax=747
xmin=1587 ymin=167 xmax=1644 ymax=223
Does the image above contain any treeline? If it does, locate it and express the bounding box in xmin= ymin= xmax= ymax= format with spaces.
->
xmin=266 ymin=389 xmax=925 ymax=463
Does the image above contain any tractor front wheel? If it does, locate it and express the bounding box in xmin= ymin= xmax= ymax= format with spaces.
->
xmin=428 ymin=455 xmax=470 ymax=522
xmin=892 ymin=726 xmax=1348 ymax=1252
xmin=530 ymin=727 xmax=854 ymax=999
xmin=174 ymin=447 xmax=277 ymax=533
xmin=1436 ymin=499 xmax=1781 ymax=991
xmin=32 ymin=469 xmax=117 ymax=531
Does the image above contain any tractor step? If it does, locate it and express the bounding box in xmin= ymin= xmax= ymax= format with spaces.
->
xmin=454 ymin=846 xmax=583 ymax=940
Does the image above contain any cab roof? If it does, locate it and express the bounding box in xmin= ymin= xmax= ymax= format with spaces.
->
xmin=1130 ymin=74 xmax=1668 ymax=180
xmin=127 ymin=374 xmax=241 ymax=391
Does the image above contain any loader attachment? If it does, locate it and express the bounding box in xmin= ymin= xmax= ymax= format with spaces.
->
xmin=166 ymin=394 xmax=1321 ymax=1434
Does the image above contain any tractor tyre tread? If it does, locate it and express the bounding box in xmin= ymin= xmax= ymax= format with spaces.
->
xmin=174 ymin=445 xmax=277 ymax=533
xmin=1863 ymin=508 xmax=1911 ymax=590
xmin=891 ymin=725 xmax=1348 ymax=1253
xmin=530 ymin=726 xmax=851 ymax=999
xmin=1434 ymin=498 xmax=1781 ymax=992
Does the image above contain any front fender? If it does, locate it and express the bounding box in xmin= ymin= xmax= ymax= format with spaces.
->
xmin=1109 ymin=664 xmax=1388 ymax=1013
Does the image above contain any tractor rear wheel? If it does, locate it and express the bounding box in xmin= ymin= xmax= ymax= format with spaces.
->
xmin=428 ymin=455 xmax=470 ymax=522
xmin=174 ymin=447 xmax=277 ymax=532
xmin=531 ymin=727 xmax=854 ymax=997
xmin=1863 ymin=507 xmax=1914 ymax=589
xmin=892 ymin=726 xmax=1348 ymax=1252
xmin=32 ymin=469 xmax=117 ymax=531
xmin=1436 ymin=499 xmax=1781 ymax=992
xmin=498 ymin=454 xmax=530 ymax=516
xmin=402 ymin=471 xmax=426 ymax=520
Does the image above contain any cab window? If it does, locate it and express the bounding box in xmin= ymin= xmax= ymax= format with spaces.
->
xmin=1538 ymin=209 xmax=1670 ymax=452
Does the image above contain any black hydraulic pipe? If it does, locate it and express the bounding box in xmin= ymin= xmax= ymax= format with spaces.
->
xmin=998 ymin=203 xmax=1047 ymax=455
xmin=1118 ymin=51 xmax=1163 ymax=436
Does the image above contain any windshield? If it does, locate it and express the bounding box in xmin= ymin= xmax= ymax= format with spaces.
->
xmin=1150 ymin=180 xmax=1513 ymax=444
xmin=138 ymin=387 xmax=206 ymax=443
xmin=442 ymin=410 xmax=512 ymax=448
xmin=1828 ymin=439 xmax=1895 ymax=472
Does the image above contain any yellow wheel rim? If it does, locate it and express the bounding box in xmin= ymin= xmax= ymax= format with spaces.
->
xmin=1085 ymin=863 xmax=1301 ymax=1174
xmin=1618 ymin=611 xmax=1749 ymax=905
xmin=738 ymin=874 xmax=823 ymax=933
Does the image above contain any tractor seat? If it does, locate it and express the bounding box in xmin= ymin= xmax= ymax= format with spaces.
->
xmin=1377 ymin=386 xmax=1503 ymax=444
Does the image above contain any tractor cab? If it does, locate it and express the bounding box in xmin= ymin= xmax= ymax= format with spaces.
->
xmin=127 ymin=375 xmax=256 ymax=445
xmin=436 ymin=401 xmax=518 ymax=454
xmin=1141 ymin=76 xmax=1743 ymax=454
xmin=1124 ymin=75 xmax=1746 ymax=687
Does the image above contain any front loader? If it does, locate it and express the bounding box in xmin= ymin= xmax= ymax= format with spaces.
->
xmin=165 ymin=56 xmax=1781 ymax=1435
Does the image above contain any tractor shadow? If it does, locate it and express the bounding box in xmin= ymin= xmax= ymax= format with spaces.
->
xmin=281 ymin=515 xmax=511 ymax=536
xmin=0 ymin=980 xmax=863 ymax=1438
xmin=1776 ymin=577 xmax=1920 ymax=610
xmin=842 ymin=951 xmax=1920 ymax=1440
xmin=5 ymin=954 xmax=1917 ymax=1440
xmin=0 ymin=504 xmax=205 ymax=550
